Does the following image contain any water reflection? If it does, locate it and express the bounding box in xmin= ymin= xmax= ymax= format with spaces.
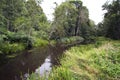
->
xmin=0 ymin=44 xmax=67 ymax=80
xmin=35 ymin=55 xmax=52 ymax=76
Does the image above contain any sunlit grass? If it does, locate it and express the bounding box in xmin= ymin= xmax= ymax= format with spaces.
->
xmin=59 ymin=37 xmax=120 ymax=80
xmin=33 ymin=38 xmax=49 ymax=47
xmin=28 ymin=37 xmax=120 ymax=80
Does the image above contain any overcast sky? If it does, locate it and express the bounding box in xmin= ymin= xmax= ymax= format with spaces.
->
xmin=41 ymin=0 xmax=112 ymax=24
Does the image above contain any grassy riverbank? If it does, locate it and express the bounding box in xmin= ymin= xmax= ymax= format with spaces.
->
xmin=28 ymin=37 xmax=120 ymax=80
xmin=0 ymin=38 xmax=49 ymax=66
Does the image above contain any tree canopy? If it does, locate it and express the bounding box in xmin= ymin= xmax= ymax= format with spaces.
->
xmin=102 ymin=0 xmax=120 ymax=39
xmin=50 ymin=0 xmax=95 ymax=41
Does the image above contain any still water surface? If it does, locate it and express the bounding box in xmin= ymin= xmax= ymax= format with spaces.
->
xmin=0 ymin=44 xmax=67 ymax=80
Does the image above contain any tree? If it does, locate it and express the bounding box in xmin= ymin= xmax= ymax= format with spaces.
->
xmin=50 ymin=0 xmax=94 ymax=42
xmin=96 ymin=22 xmax=105 ymax=36
xmin=25 ymin=0 xmax=49 ymax=39
xmin=2 ymin=0 xmax=26 ymax=31
xmin=50 ymin=1 xmax=78 ymax=39
xmin=102 ymin=0 xmax=120 ymax=39
xmin=69 ymin=0 xmax=83 ymax=36
xmin=0 ymin=0 xmax=7 ymax=34
xmin=0 ymin=0 xmax=49 ymax=49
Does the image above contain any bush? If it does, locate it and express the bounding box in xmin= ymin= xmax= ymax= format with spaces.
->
xmin=6 ymin=32 xmax=32 ymax=43
xmin=32 ymin=38 xmax=48 ymax=47
xmin=0 ymin=42 xmax=25 ymax=54
xmin=58 ymin=36 xmax=84 ymax=45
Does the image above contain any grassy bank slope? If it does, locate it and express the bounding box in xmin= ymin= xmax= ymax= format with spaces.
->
xmin=48 ymin=37 xmax=120 ymax=80
xmin=28 ymin=37 xmax=120 ymax=80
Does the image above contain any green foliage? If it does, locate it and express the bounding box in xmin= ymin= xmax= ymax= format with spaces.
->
xmin=58 ymin=36 xmax=84 ymax=45
xmin=50 ymin=1 xmax=77 ymax=39
xmin=0 ymin=0 xmax=50 ymax=66
xmin=32 ymin=38 xmax=48 ymax=47
xmin=49 ymin=67 xmax=75 ymax=80
xmin=2 ymin=0 xmax=27 ymax=31
xmin=96 ymin=22 xmax=106 ymax=36
xmin=0 ymin=42 xmax=25 ymax=54
xmin=27 ymin=67 xmax=75 ymax=80
xmin=50 ymin=0 xmax=95 ymax=42
xmin=102 ymin=0 xmax=120 ymax=39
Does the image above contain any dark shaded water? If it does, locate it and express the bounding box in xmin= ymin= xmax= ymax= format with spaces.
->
xmin=0 ymin=44 xmax=67 ymax=80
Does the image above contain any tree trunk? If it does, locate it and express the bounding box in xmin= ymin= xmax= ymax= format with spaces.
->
xmin=7 ymin=20 xmax=9 ymax=31
xmin=75 ymin=7 xmax=81 ymax=36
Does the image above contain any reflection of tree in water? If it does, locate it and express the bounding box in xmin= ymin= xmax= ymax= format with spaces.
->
xmin=0 ymin=46 xmax=50 ymax=80
xmin=50 ymin=44 xmax=67 ymax=66
xmin=0 ymin=44 xmax=68 ymax=80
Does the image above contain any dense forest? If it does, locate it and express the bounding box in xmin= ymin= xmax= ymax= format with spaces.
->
xmin=0 ymin=0 xmax=120 ymax=80
xmin=0 ymin=0 xmax=50 ymax=65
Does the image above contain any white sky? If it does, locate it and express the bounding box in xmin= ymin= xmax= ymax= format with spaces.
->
xmin=41 ymin=0 xmax=112 ymax=24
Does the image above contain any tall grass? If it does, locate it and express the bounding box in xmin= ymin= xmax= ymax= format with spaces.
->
xmin=28 ymin=37 xmax=120 ymax=80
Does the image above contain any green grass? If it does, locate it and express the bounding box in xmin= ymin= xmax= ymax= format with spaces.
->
xmin=28 ymin=37 xmax=120 ymax=80
xmin=33 ymin=38 xmax=49 ymax=47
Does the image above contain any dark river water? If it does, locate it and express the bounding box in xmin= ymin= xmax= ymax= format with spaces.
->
xmin=0 ymin=44 xmax=67 ymax=80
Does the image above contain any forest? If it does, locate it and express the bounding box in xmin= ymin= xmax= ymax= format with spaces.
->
xmin=0 ymin=0 xmax=120 ymax=80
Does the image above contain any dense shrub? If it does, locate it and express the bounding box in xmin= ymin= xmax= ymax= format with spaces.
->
xmin=58 ymin=36 xmax=84 ymax=45
xmin=0 ymin=42 xmax=25 ymax=54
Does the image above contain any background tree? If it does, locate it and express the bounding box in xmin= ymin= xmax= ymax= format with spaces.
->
xmin=69 ymin=0 xmax=83 ymax=36
xmin=0 ymin=0 xmax=49 ymax=51
xmin=2 ymin=0 xmax=26 ymax=32
xmin=50 ymin=1 xmax=77 ymax=39
xmin=102 ymin=0 xmax=120 ymax=39
xmin=0 ymin=0 xmax=7 ymax=34
xmin=50 ymin=0 xmax=95 ymax=42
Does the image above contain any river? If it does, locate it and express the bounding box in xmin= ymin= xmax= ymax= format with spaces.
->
xmin=0 ymin=44 xmax=67 ymax=80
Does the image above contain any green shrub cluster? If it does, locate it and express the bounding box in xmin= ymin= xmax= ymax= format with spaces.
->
xmin=32 ymin=38 xmax=48 ymax=47
xmin=0 ymin=42 xmax=25 ymax=55
xmin=58 ymin=36 xmax=84 ymax=45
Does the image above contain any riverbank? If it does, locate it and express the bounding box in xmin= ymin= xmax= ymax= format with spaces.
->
xmin=0 ymin=38 xmax=49 ymax=66
xmin=0 ymin=41 xmax=68 ymax=80
xmin=28 ymin=37 xmax=120 ymax=80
